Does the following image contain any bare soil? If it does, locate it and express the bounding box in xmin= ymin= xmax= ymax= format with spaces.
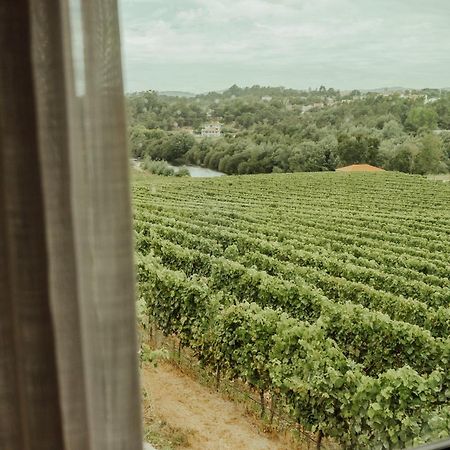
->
xmin=141 ymin=362 xmax=291 ymax=450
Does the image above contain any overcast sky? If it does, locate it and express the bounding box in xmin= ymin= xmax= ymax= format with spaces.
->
xmin=118 ymin=0 xmax=450 ymax=93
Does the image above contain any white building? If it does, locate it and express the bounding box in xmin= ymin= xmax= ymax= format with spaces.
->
xmin=424 ymin=95 xmax=439 ymax=104
xmin=201 ymin=123 xmax=222 ymax=137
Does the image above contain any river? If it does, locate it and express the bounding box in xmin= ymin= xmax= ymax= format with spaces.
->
xmin=169 ymin=165 xmax=225 ymax=178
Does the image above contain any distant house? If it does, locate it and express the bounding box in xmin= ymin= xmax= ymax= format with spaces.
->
xmin=336 ymin=164 xmax=385 ymax=172
xmin=424 ymin=95 xmax=439 ymax=104
xmin=261 ymin=96 xmax=272 ymax=102
xmin=201 ymin=123 xmax=222 ymax=137
xmin=405 ymin=94 xmax=424 ymax=101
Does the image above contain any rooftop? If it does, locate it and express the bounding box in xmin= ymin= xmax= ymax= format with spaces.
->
xmin=336 ymin=164 xmax=385 ymax=172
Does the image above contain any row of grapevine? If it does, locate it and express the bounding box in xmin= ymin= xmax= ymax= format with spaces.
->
xmin=134 ymin=196 xmax=450 ymax=271
xmin=133 ymin=171 xmax=450 ymax=448
xmin=137 ymin=254 xmax=450 ymax=449
xmin=134 ymin=193 xmax=450 ymax=251
xmin=136 ymin=227 xmax=450 ymax=339
xmin=136 ymin=232 xmax=450 ymax=378
xmin=135 ymin=213 xmax=450 ymax=308
xmin=134 ymin=203 xmax=450 ymax=280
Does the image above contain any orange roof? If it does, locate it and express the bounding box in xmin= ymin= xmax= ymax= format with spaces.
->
xmin=336 ymin=164 xmax=385 ymax=172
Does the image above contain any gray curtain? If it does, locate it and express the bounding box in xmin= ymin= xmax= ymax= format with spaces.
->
xmin=0 ymin=1 xmax=142 ymax=449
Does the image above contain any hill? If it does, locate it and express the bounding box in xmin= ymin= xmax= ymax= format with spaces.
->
xmin=127 ymin=85 xmax=450 ymax=176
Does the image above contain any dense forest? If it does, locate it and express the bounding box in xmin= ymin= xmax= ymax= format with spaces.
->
xmin=127 ymin=85 xmax=450 ymax=175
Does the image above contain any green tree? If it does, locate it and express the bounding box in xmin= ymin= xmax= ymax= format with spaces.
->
xmin=386 ymin=139 xmax=420 ymax=173
xmin=434 ymin=97 xmax=450 ymax=129
xmin=382 ymin=120 xmax=405 ymax=139
xmin=128 ymin=124 xmax=148 ymax=158
xmin=405 ymin=107 xmax=438 ymax=133
xmin=440 ymin=132 xmax=450 ymax=171
xmin=128 ymin=126 xmax=168 ymax=159
xmin=415 ymin=133 xmax=444 ymax=174
xmin=336 ymin=132 xmax=380 ymax=166
xmin=164 ymin=132 xmax=195 ymax=162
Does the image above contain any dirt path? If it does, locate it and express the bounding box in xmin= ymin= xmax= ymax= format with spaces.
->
xmin=141 ymin=362 xmax=289 ymax=450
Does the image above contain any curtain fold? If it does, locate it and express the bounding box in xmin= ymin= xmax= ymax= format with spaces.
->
xmin=0 ymin=1 xmax=142 ymax=448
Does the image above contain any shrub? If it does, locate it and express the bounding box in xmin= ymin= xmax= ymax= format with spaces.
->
xmin=142 ymin=157 xmax=175 ymax=176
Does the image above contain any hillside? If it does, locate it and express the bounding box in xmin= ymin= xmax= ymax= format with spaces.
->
xmin=127 ymin=86 xmax=450 ymax=176
xmin=134 ymin=170 xmax=450 ymax=449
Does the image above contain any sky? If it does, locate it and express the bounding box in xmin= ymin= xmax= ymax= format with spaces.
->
xmin=118 ymin=0 xmax=450 ymax=93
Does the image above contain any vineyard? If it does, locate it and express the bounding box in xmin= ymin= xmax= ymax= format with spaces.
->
xmin=133 ymin=171 xmax=450 ymax=449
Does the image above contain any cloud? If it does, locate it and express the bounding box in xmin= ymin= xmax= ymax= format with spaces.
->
xmin=119 ymin=0 xmax=450 ymax=92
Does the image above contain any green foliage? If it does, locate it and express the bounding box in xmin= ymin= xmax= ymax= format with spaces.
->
xmin=175 ymin=167 xmax=191 ymax=177
xmin=137 ymin=256 xmax=450 ymax=448
xmin=337 ymin=131 xmax=381 ymax=166
xmin=405 ymin=107 xmax=438 ymax=132
xmin=416 ymin=133 xmax=445 ymax=174
xmin=165 ymin=133 xmax=195 ymax=163
xmin=141 ymin=157 xmax=191 ymax=177
xmin=139 ymin=344 xmax=169 ymax=367
xmin=127 ymin=86 xmax=450 ymax=175
xmin=142 ymin=157 xmax=175 ymax=176
xmin=133 ymin=171 xmax=450 ymax=449
xmin=382 ymin=134 xmax=445 ymax=174
xmin=385 ymin=138 xmax=420 ymax=173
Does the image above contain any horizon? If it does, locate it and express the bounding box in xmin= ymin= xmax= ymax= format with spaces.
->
xmin=126 ymin=84 xmax=449 ymax=96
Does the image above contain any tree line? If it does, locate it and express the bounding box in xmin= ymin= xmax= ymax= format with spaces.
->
xmin=127 ymin=85 xmax=450 ymax=175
